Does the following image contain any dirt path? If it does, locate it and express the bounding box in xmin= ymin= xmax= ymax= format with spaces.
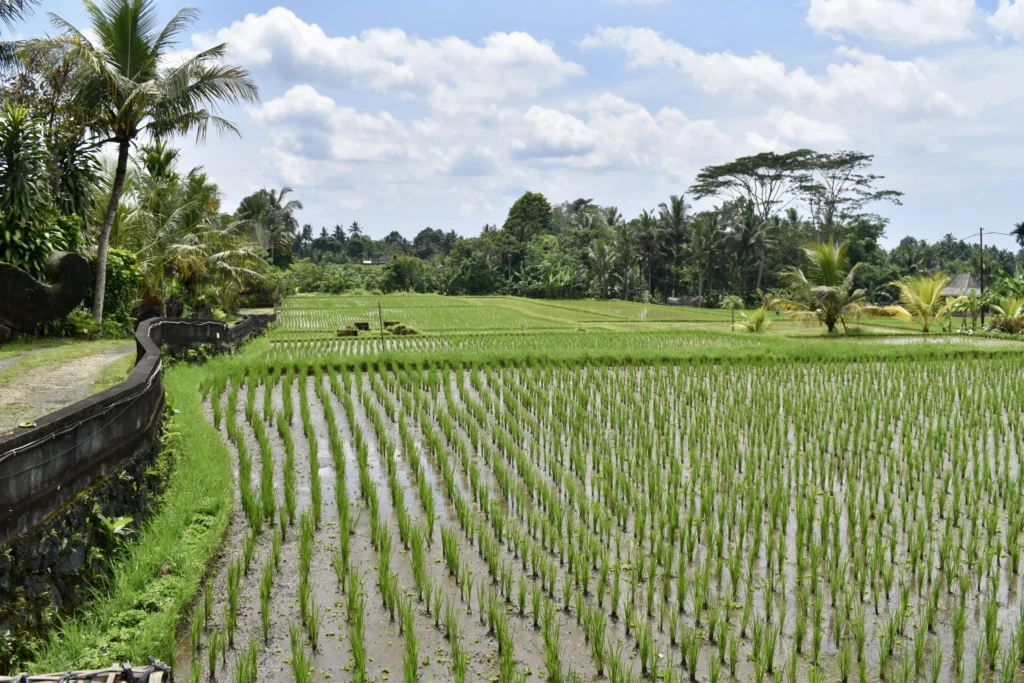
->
xmin=0 ymin=343 xmax=135 ymax=435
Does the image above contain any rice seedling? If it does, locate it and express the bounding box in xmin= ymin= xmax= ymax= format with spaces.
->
xmin=207 ymin=627 xmax=220 ymax=679
xmin=290 ymin=622 xmax=312 ymax=683
xmin=243 ymin=528 xmax=257 ymax=575
xmin=191 ymin=604 xmax=203 ymax=655
xmin=259 ymin=560 xmax=272 ymax=643
xmin=204 ymin=579 xmax=213 ymax=629
xmin=305 ymin=595 xmax=324 ymax=652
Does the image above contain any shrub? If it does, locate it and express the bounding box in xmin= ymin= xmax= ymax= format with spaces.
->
xmin=238 ymin=267 xmax=284 ymax=308
xmin=382 ymin=256 xmax=430 ymax=293
xmin=0 ymin=105 xmax=56 ymax=280
xmin=88 ymin=248 xmax=142 ymax=335
xmin=987 ymin=315 xmax=1024 ymax=335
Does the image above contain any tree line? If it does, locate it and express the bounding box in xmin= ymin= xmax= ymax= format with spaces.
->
xmin=282 ymin=151 xmax=1024 ymax=306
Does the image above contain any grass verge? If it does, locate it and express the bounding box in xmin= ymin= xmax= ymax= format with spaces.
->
xmin=29 ymin=362 xmax=233 ymax=672
xmin=91 ymin=353 xmax=137 ymax=394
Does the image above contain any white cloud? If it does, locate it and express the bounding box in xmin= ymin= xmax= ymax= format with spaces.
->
xmin=767 ymin=110 xmax=849 ymax=145
xmin=512 ymin=107 xmax=599 ymax=159
xmin=990 ymin=0 xmax=1024 ymax=41
xmin=806 ymin=0 xmax=977 ymax=45
xmin=251 ymin=85 xmax=413 ymax=164
xmin=194 ymin=8 xmax=584 ymax=114
xmin=579 ymin=27 xmax=969 ymax=117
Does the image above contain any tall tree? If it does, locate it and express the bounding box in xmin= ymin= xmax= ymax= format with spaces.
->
xmin=30 ymin=0 xmax=259 ymax=326
xmin=236 ymin=186 xmax=301 ymax=266
xmin=587 ymin=239 xmax=615 ymax=299
xmin=657 ymin=194 xmax=689 ymax=296
xmin=1013 ymin=222 xmax=1024 ymax=250
xmin=688 ymin=211 xmax=722 ymax=303
xmin=348 ymin=220 xmax=363 ymax=238
xmin=636 ymin=209 xmax=662 ymax=297
xmin=794 ymin=151 xmax=903 ymax=238
xmin=690 ymin=150 xmax=815 ymax=222
xmin=502 ymin=191 xmax=551 ymax=244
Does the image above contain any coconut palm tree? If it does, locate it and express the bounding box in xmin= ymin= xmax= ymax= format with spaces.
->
xmin=235 ymin=186 xmax=302 ymax=263
xmin=877 ymin=272 xmax=958 ymax=333
xmin=719 ymin=295 xmax=743 ymax=328
xmin=614 ymin=222 xmax=640 ymax=301
xmin=774 ymin=239 xmax=869 ymax=334
xmin=737 ymin=306 xmax=771 ymax=333
xmin=1 ymin=0 xmax=36 ymax=24
xmin=1013 ymin=222 xmax=1024 ymax=250
xmin=636 ymin=209 xmax=662 ymax=296
xmin=688 ymin=212 xmax=722 ymax=305
xmin=658 ymin=194 xmax=689 ymax=296
xmin=587 ymin=239 xmax=616 ymax=300
xmin=28 ymin=0 xmax=259 ymax=326
xmin=349 ymin=220 xmax=364 ymax=238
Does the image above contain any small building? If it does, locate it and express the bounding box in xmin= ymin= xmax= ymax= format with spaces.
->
xmin=942 ymin=273 xmax=982 ymax=298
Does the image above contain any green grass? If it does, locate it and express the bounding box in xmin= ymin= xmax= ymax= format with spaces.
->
xmin=91 ymin=352 xmax=137 ymax=393
xmin=29 ymin=361 xmax=235 ymax=671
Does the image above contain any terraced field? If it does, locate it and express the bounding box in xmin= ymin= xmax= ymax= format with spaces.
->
xmin=177 ymin=295 xmax=1024 ymax=683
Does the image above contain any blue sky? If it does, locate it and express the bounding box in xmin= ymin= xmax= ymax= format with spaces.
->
xmin=16 ymin=0 xmax=1024 ymax=250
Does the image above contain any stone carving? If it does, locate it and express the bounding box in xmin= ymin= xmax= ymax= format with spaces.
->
xmin=0 ymin=252 xmax=91 ymax=342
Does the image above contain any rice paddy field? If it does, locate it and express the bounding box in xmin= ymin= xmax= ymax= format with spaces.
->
xmin=165 ymin=295 xmax=1024 ymax=683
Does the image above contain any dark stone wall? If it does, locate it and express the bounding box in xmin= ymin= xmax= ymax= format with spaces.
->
xmin=0 ymin=437 xmax=169 ymax=644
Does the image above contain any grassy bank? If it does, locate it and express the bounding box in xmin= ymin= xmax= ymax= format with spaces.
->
xmin=30 ymin=362 xmax=234 ymax=672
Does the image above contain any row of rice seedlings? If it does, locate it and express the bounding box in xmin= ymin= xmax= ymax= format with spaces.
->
xmin=347 ymin=565 xmax=367 ymax=683
xmin=225 ymin=556 xmax=241 ymax=648
xmin=250 ymin=412 xmax=276 ymax=521
xmin=297 ymin=377 xmax=323 ymax=528
xmin=276 ymin=411 xmax=297 ymax=524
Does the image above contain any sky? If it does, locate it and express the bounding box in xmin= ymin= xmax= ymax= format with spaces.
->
xmin=14 ymin=0 xmax=1024 ymax=250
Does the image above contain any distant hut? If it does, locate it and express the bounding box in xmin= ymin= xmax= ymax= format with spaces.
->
xmin=942 ymin=273 xmax=982 ymax=298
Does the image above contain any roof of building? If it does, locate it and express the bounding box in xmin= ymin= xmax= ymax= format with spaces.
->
xmin=942 ymin=272 xmax=982 ymax=298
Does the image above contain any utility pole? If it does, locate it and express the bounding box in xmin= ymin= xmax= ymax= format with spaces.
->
xmin=979 ymin=228 xmax=985 ymax=327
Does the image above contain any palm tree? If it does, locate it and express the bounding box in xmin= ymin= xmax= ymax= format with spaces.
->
xmin=587 ymin=239 xmax=616 ymax=300
xmin=1013 ymin=222 xmax=1024 ymax=250
xmin=725 ymin=201 xmax=773 ymax=294
xmin=604 ymin=206 xmax=623 ymax=228
xmin=1 ymin=0 xmax=37 ymax=24
xmin=30 ymin=0 xmax=259 ymax=326
xmin=774 ymin=239 xmax=869 ymax=334
xmin=719 ymin=295 xmax=743 ymax=328
xmin=688 ymin=212 xmax=722 ymax=305
xmin=236 ymin=186 xmax=302 ymax=262
xmin=737 ymin=306 xmax=771 ymax=333
xmin=349 ymin=220 xmax=363 ymax=238
xmin=878 ymin=272 xmax=958 ymax=333
xmin=614 ymin=222 xmax=639 ymax=301
xmin=636 ymin=209 xmax=661 ymax=296
xmin=658 ymin=194 xmax=688 ymax=296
